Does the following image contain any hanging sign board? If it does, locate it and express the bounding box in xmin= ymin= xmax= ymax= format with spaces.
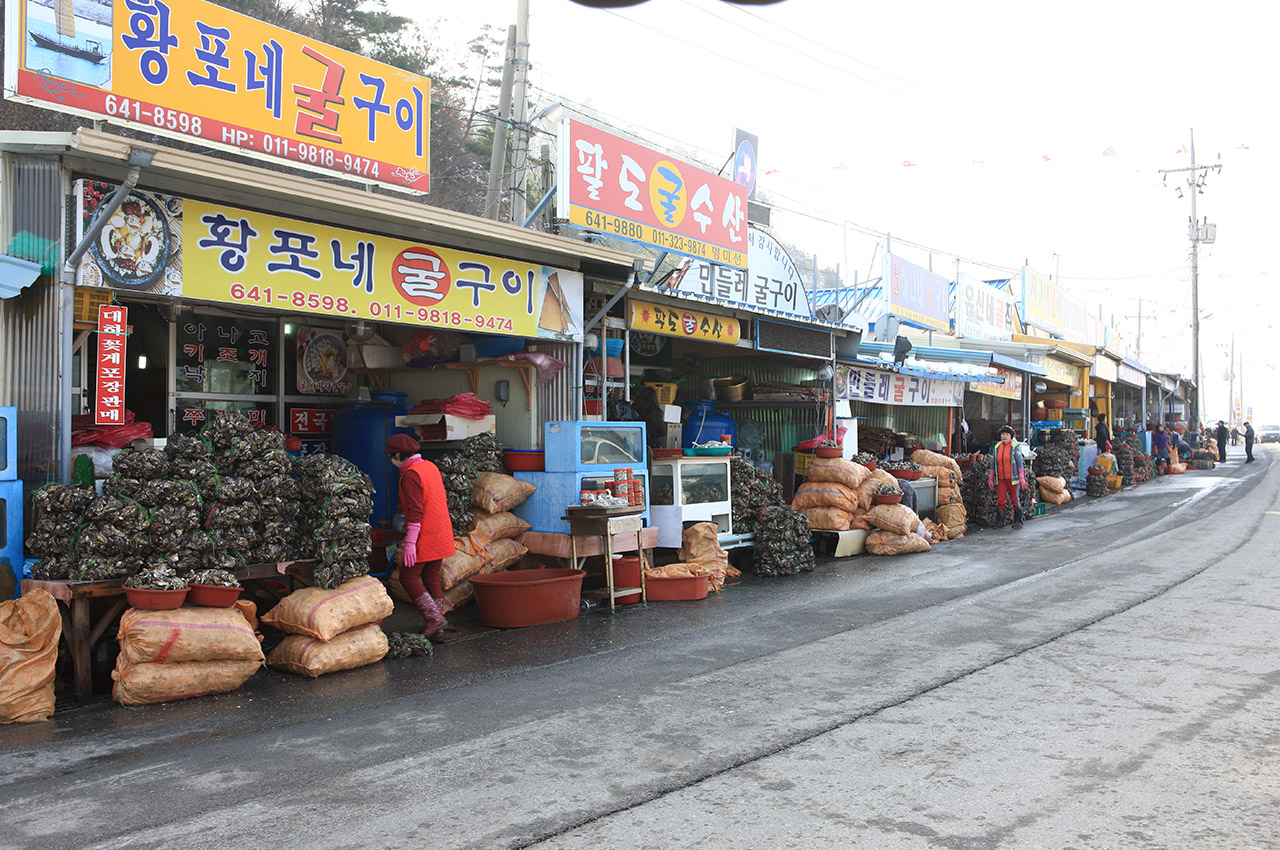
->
xmin=94 ymin=303 xmax=127 ymax=425
xmin=629 ymin=301 xmax=741 ymax=345
xmin=1020 ymin=267 xmax=1064 ymax=335
xmin=971 ymin=366 xmax=1023 ymax=400
xmin=5 ymin=0 xmax=430 ymax=192
xmin=1043 ymin=356 xmax=1079 ymax=387
xmin=558 ymin=119 xmax=748 ymax=268
xmin=1117 ymin=362 xmax=1145 ymax=388
xmin=665 ymin=227 xmax=813 ymax=319
xmin=954 ymin=274 xmax=1016 ymax=341
xmin=884 ymin=253 xmax=949 ymax=332
xmin=835 ymin=365 xmax=965 ymax=407
xmin=74 ymin=181 xmax=584 ymax=341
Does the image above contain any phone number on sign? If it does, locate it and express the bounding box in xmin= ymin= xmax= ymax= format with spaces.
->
xmin=227 ymin=284 xmax=515 ymax=330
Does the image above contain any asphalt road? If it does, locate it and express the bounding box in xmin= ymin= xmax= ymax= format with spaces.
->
xmin=2 ymin=448 xmax=1277 ymax=850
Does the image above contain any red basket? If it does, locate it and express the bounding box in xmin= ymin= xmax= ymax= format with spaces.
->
xmin=503 ymin=450 xmax=545 ymax=471
xmin=644 ymin=574 xmax=709 ymax=601
xmin=815 ymin=446 xmax=842 ymax=458
xmin=890 ymin=469 xmax=923 ymax=481
xmin=124 ymin=587 xmax=188 ymax=610
xmin=871 ymin=493 xmax=903 ymax=506
xmin=858 ymin=459 xmax=877 ymax=471
xmin=186 ymin=584 xmax=242 ymax=608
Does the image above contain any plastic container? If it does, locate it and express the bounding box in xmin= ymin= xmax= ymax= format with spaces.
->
xmin=503 ymin=450 xmax=546 ymax=472
xmin=684 ymin=446 xmax=732 ymax=456
xmin=872 ymin=493 xmax=903 ymax=506
xmin=682 ymin=401 xmax=736 ymax=449
xmin=469 ymin=568 xmax=586 ymax=628
xmin=587 ymin=337 xmax=625 ymax=358
xmin=713 ymin=375 xmax=749 ymax=402
xmin=124 ymin=587 xmax=188 ymax=610
xmin=857 ymin=459 xmax=877 ymax=471
xmin=643 ymin=382 xmax=678 ymax=404
xmin=332 ymin=393 xmax=414 ymax=527
xmin=186 ymin=584 xmax=242 ymax=608
xmin=611 ymin=555 xmax=642 ymax=605
xmin=816 ymin=446 xmax=842 ymax=458
xmin=473 ymin=336 xmax=526 ymax=357
xmin=644 ymin=574 xmax=709 ymax=601
xmin=889 ymin=469 xmax=923 ymax=481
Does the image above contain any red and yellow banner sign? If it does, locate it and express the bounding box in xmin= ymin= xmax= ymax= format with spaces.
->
xmin=629 ymin=301 xmax=741 ymax=345
xmin=9 ymin=0 xmax=429 ymax=191
xmin=559 ymin=120 xmax=748 ymax=268
xmin=971 ymin=366 xmax=1023 ymax=400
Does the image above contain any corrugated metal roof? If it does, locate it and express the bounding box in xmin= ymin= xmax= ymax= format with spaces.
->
xmin=0 ymin=254 xmax=42 ymax=299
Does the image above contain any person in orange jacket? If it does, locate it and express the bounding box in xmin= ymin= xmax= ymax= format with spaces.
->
xmin=387 ymin=434 xmax=454 ymax=638
xmin=987 ymin=425 xmax=1027 ymax=529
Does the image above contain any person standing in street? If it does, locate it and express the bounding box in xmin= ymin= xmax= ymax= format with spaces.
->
xmin=1243 ymin=421 xmax=1256 ymax=463
xmin=1095 ymin=414 xmax=1111 ymax=452
xmin=1151 ymin=424 xmax=1171 ymax=474
xmin=387 ymin=433 xmax=454 ymax=639
xmin=987 ymin=425 xmax=1026 ymax=530
xmin=1230 ymin=425 xmax=1240 ymax=446
xmin=1215 ymin=420 xmax=1229 ymax=463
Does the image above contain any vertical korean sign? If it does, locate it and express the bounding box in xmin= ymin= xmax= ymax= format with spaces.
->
xmin=5 ymin=0 xmax=430 ymax=192
xmin=883 ymin=253 xmax=950 ymax=332
xmin=1020 ymin=267 xmax=1064 ymax=335
xmin=558 ymin=120 xmax=748 ymax=268
xmin=95 ymin=304 xmax=127 ymax=425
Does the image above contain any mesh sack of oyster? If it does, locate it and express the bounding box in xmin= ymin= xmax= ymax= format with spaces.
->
xmin=164 ymin=431 xmax=212 ymax=461
xmin=386 ymin=633 xmax=434 ymax=660
xmin=135 ymin=479 xmax=203 ymax=509
xmin=314 ymin=558 xmax=371 ymax=590
xmin=214 ymin=476 xmax=257 ymax=504
xmin=165 ymin=460 xmax=221 ymax=504
xmin=76 ymin=555 xmax=146 ymax=582
xmin=111 ymin=448 xmax=170 ymax=481
xmin=436 ymin=453 xmax=478 ymax=535
xmin=201 ymin=409 xmax=254 ymax=449
xmin=461 ymin=433 xmax=505 ymax=474
xmin=123 ymin=565 xmax=188 ymax=590
xmin=753 ymin=506 xmax=815 ymax=577
xmin=204 ymin=501 xmax=261 ymax=529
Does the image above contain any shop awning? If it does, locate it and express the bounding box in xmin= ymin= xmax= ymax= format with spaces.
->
xmin=991 ymin=353 xmax=1047 ymax=376
xmin=898 ymin=364 xmax=1003 ymax=384
xmin=0 ymin=254 xmax=42 ymax=299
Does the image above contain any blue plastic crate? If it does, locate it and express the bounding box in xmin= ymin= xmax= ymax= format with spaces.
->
xmin=0 ymin=480 xmax=22 ymax=598
xmin=0 ymin=406 xmax=15 ymax=481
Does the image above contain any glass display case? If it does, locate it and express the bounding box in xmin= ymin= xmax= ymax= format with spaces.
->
xmin=544 ymin=421 xmax=647 ymax=472
xmin=649 ymin=456 xmax=732 ymax=548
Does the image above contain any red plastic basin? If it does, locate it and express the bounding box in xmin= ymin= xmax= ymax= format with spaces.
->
xmin=645 ymin=574 xmax=709 ymax=601
xmin=503 ymin=450 xmax=546 ymax=472
xmin=187 ymin=584 xmax=242 ymax=608
xmin=124 ymin=587 xmax=188 ymax=610
xmin=469 ymin=568 xmax=585 ymax=628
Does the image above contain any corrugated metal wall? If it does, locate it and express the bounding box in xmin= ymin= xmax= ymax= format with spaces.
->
xmin=846 ymin=401 xmax=949 ymax=444
xmin=531 ymin=341 xmax=576 ymax=448
xmin=691 ymin=355 xmax=827 ymax=457
xmin=4 ymin=155 xmax=67 ymax=487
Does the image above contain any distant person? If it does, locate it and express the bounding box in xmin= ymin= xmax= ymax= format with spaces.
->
xmin=1172 ymin=435 xmax=1193 ymax=463
xmin=1151 ymin=424 xmax=1171 ymax=473
xmin=1215 ymin=420 xmax=1229 ymax=463
xmin=1095 ymin=414 xmax=1111 ymax=452
xmin=1244 ymin=421 xmax=1256 ymax=463
xmin=1230 ymin=425 xmax=1240 ymax=446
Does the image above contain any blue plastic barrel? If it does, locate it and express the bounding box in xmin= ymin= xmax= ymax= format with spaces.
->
xmin=682 ymin=400 xmax=737 ymax=448
xmin=332 ymin=392 xmax=414 ymax=527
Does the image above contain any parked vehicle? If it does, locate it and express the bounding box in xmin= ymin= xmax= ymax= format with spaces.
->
xmin=1258 ymin=425 xmax=1280 ymax=444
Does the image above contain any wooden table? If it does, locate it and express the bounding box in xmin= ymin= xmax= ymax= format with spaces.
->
xmin=561 ymin=506 xmax=648 ymax=611
xmin=20 ymin=560 xmax=316 ymax=702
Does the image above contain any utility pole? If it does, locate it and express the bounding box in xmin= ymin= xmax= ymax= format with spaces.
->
xmin=1124 ymin=295 xmax=1159 ymax=361
xmin=508 ymin=0 xmax=531 ymax=226
xmin=483 ymin=26 xmax=517 ymax=221
xmin=1158 ymin=129 xmax=1221 ymax=430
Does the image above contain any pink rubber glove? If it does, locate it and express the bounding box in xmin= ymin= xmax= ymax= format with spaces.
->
xmin=403 ymin=522 xmax=420 ymax=566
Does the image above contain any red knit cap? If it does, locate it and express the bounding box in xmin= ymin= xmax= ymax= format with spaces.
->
xmin=385 ymin=433 xmax=420 ymax=455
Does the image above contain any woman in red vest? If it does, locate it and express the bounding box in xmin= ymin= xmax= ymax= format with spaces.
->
xmin=387 ymin=434 xmax=454 ymax=638
xmin=987 ymin=425 xmax=1027 ymax=529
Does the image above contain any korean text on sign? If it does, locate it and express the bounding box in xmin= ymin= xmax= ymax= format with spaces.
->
xmin=95 ymin=305 xmax=129 ymax=425
xmin=559 ymin=120 xmax=748 ymax=268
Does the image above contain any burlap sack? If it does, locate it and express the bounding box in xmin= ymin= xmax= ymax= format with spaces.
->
xmin=441 ymin=550 xmax=486 ymax=592
xmin=267 ymin=623 xmax=389 ymax=678
xmin=388 ymin=566 xmax=411 ymax=603
xmin=947 ymin=524 xmax=967 ymax=540
xmin=847 ymin=508 xmax=874 ymax=531
xmin=865 ymin=530 xmax=932 ymax=556
xmin=911 ymin=449 xmax=960 ymax=475
xmin=867 ymin=503 xmax=922 ymax=537
xmin=681 ymin=522 xmax=730 ymax=591
xmin=0 ymin=591 xmax=60 ymax=724
xmin=644 ymin=562 xmax=708 ymax=579
xmin=792 ymin=481 xmax=860 ymax=513
xmin=1036 ymin=476 xmax=1066 ymax=494
xmin=118 ymin=606 xmax=265 ymax=665
xmin=232 ymin=599 xmax=259 ymax=632
xmin=472 ymin=472 xmax=536 ymax=513
xmin=112 ymin=658 xmax=262 ymax=706
xmin=1041 ymin=488 xmax=1072 ymax=505
xmin=260 ymin=576 xmax=393 ymax=641
xmin=442 ymin=580 xmax=474 ymax=613
xmin=935 ymin=503 xmax=967 ymax=530
xmin=802 ymin=507 xmax=852 ymax=531
xmin=805 ymin=457 xmax=869 ymax=489
xmin=484 ymin=538 xmax=528 ymax=571
xmin=471 ymin=511 xmax=531 ymax=545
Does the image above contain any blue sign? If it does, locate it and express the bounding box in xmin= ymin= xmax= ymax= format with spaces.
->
xmin=884 ymin=253 xmax=950 ymax=332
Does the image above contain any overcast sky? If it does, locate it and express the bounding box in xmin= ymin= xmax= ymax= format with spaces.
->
xmin=393 ymin=0 xmax=1280 ymax=424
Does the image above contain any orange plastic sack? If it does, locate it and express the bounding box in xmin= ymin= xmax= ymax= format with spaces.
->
xmin=805 ymin=457 xmax=869 ymax=489
xmin=1041 ymin=488 xmax=1072 ymax=505
xmin=681 ymin=522 xmax=730 ymax=591
xmin=865 ymin=530 xmax=932 ymax=556
xmin=936 ymin=503 xmax=967 ymax=530
xmin=792 ymin=481 xmax=860 ymax=513
xmin=0 ymin=591 xmax=61 ymax=724
xmin=911 ymin=449 xmax=960 ymax=475
xmin=442 ymin=580 xmax=474 ymax=613
xmin=1169 ymin=463 xmax=1186 ymax=474
xmin=867 ymin=503 xmax=922 ymax=536
xmin=112 ymin=657 xmax=262 ymax=706
xmin=484 ymin=538 xmax=528 ymax=571
xmin=472 ymin=472 xmax=536 ymax=513
xmin=644 ymin=562 xmax=708 ymax=579
xmin=802 ymin=507 xmax=852 ymax=531
xmin=1036 ymin=476 xmax=1066 ymax=494
xmin=232 ymin=599 xmax=259 ymax=632
xmin=470 ymin=511 xmax=531 ymax=545
xmin=260 ymin=576 xmax=393 ymax=641
xmin=947 ymin=524 xmax=968 ymax=540
xmin=267 ymin=623 xmax=389 ymax=677
xmin=118 ymin=607 xmax=265 ymax=665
